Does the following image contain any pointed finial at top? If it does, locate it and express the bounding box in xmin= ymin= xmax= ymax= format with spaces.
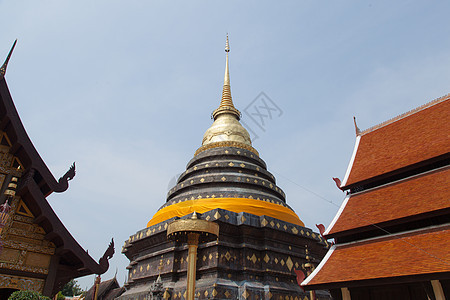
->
xmin=223 ymin=34 xmax=230 ymax=86
xmin=353 ymin=116 xmax=361 ymax=136
xmin=212 ymin=35 xmax=241 ymax=120
xmin=0 ymin=40 xmax=17 ymax=80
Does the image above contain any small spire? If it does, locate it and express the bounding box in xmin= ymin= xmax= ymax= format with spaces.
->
xmin=212 ymin=35 xmax=241 ymax=120
xmin=353 ymin=116 xmax=361 ymax=136
xmin=0 ymin=40 xmax=17 ymax=80
xmin=224 ymin=34 xmax=230 ymax=86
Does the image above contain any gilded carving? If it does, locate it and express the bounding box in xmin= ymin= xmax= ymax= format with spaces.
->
xmin=0 ymin=150 xmax=13 ymax=169
xmin=7 ymin=227 xmax=45 ymax=240
xmin=195 ymin=141 xmax=259 ymax=156
xmin=0 ymin=195 xmax=55 ymax=279
xmin=0 ymin=261 xmax=48 ymax=274
xmin=25 ymin=252 xmax=51 ymax=269
xmin=0 ymin=274 xmax=44 ymax=292
xmin=1 ymin=239 xmax=55 ymax=255
xmin=0 ymin=247 xmax=20 ymax=263
xmin=0 ymin=146 xmax=23 ymax=177
xmin=12 ymin=214 xmax=33 ymax=223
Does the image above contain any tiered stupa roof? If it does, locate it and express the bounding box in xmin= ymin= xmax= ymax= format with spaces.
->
xmin=121 ymin=37 xmax=329 ymax=300
xmin=119 ymin=38 xmax=330 ymax=300
xmin=147 ymin=36 xmax=303 ymax=228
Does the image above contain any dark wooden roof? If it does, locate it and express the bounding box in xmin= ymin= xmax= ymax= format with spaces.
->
xmin=85 ymin=278 xmax=123 ymax=300
xmin=303 ymin=225 xmax=450 ymax=290
xmin=0 ymin=66 xmax=108 ymax=293
xmin=0 ymin=78 xmax=73 ymax=196
xmin=342 ymin=95 xmax=450 ymax=189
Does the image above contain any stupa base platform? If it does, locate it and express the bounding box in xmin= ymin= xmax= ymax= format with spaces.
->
xmin=120 ymin=209 xmax=331 ymax=300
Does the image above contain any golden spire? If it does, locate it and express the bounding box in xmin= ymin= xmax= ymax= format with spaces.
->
xmin=197 ymin=35 xmax=255 ymax=155
xmin=223 ymin=34 xmax=230 ymax=86
xmin=212 ymin=34 xmax=241 ymax=120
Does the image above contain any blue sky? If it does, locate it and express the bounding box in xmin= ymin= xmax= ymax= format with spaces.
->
xmin=1 ymin=0 xmax=450 ymax=290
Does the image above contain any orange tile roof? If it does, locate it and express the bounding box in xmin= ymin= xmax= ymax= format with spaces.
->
xmin=328 ymin=167 xmax=450 ymax=236
xmin=344 ymin=95 xmax=450 ymax=187
xmin=303 ymin=225 xmax=450 ymax=288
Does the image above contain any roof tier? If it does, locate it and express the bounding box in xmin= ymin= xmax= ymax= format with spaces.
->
xmin=342 ymin=95 xmax=450 ymax=189
xmin=148 ymin=146 xmax=303 ymax=227
xmin=303 ymin=225 xmax=450 ymax=289
xmin=326 ymin=166 xmax=450 ymax=238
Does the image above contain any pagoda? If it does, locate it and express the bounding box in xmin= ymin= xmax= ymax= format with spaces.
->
xmin=0 ymin=41 xmax=113 ymax=298
xmin=120 ymin=37 xmax=330 ymax=300
xmin=302 ymin=95 xmax=450 ymax=299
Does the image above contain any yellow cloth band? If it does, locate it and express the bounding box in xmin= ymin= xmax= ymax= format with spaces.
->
xmin=147 ymin=198 xmax=304 ymax=227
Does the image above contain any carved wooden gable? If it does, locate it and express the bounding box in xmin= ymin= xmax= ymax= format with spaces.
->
xmin=0 ymin=131 xmax=55 ymax=294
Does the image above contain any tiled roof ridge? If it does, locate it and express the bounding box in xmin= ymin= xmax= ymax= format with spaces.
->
xmin=360 ymin=93 xmax=450 ymax=135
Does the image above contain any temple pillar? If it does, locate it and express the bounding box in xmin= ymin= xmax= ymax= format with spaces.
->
xmin=167 ymin=213 xmax=219 ymax=300
xmin=431 ymin=280 xmax=445 ymax=300
xmin=186 ymin=233 xmax=199 ymax=300
xmin=42 ymin=254 xmax=60 ymax=296
xmin=341 ymin=287 xmax=351 ymax=300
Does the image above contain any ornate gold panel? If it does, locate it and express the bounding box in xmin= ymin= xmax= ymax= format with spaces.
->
xmin=1 ymin=197 xmax=56 ymax=280
xmin=0 ymin=274 xmax=44 ymax=292
xmin=11 ymin=221 xmax=31 ymax=231
xmin=25 ymin=252 xmax=51 ymax=269
xmin=0 ymin=248 xmax=20 ymax=263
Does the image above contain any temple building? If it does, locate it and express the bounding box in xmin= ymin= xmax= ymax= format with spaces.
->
xmin=120 ymin=37 xmax=330 ymax=300
xmin=0 ymin=42 xmax=113 ymax=298
xmin=302 ymin=95 xmax=450 ymax=299
xmin=85 ymin=277 xmax=124 ymax=300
